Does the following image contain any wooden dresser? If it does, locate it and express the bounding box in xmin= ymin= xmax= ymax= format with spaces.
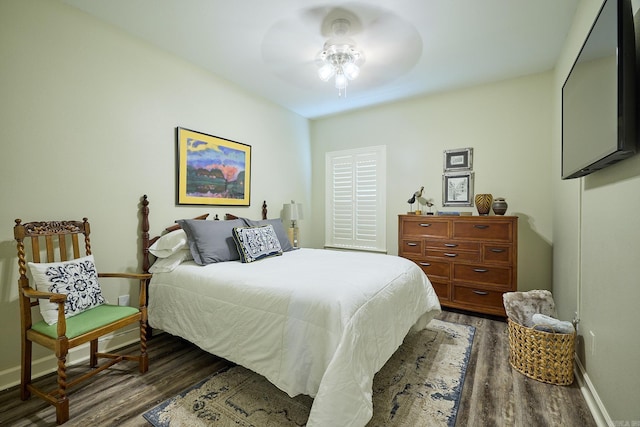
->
xmin=398 ymin=215 xmax=517 ymax=317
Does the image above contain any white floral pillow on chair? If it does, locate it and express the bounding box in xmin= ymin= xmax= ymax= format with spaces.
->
xmin=28 ymin=254 xmax=106 ymax=325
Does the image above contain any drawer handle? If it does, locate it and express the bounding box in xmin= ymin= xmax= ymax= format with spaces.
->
xmin=444 ymin=253 xmax=458 ymax=257
xmin=407 ymin=242 xmax=418 ymax=247
xmin=490 ymin=248 xmax=505 ymax=253
xmin=419 ymin=262 xmax=431 ymax=266
xmin=419 ymin=223 xmax=432 ymax=227
xmin=444 ymin=243 xmax=458 ymax=248
xmin=474 ymin=225 xmax=489 ymax=229
xmin=472 ymin=290 xmax=489 ymax=296
xmin=473 ymin=268 xmax=489 ymax=273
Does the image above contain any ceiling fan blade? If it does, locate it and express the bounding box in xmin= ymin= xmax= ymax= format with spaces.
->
xmin=355 ymin=13 xmax=423 ymax=85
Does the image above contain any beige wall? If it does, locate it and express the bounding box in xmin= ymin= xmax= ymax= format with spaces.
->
xmin=553 ymin=1 xmax=640 ymax=423
xmin=0 ymin=0 xmax=311 ymax=386
xmin=310 ymin=73 xmax=554 ymax=294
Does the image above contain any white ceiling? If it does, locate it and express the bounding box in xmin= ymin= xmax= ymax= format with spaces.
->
xmin=60 ymin=0 xmax=579 ymax=119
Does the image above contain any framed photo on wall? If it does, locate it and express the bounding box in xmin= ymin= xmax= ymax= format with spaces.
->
xmin=442 ymin=172 xmax=474 ymax=207
xmin=443 ymin=147 xmax=473 ymax=171
xmin=176 ymin=127 xmax=251 ymax=206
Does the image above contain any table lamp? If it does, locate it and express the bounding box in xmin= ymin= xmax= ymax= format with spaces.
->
xmin=283 ymin=200 xmax=303 ymax=248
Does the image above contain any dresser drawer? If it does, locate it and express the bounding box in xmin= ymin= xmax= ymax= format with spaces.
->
xmin=483 ymin=244 xmax=512 ymax=264
xmin=430 ymin=280 xmax=450 ymax=301
xmin=410 ymin=258 xmax=450 ymax=279
xmin=453 ymin=221 xmax=513 ymax=242
xmin=425 ymin=240 xmax=480 ymax=251
xmin=452 ymin=285 xmax=505 ymax=312
xmin=400 ymin=239 xmax=423 ymax=256
xmin=453 ymin=264 xmax=512 ymax=286
xmin=425 ymin=249 xmax=480 ymax=263
xmin=401 ymin=219 xmax=449 ymax=238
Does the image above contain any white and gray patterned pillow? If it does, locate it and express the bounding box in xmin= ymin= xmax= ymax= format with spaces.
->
xmin=240 ymin=218 xmax=296 ymax=252
xmin=232 ymin=224 xmax=283 ymax=263
xmin=28 ymin=254 xmax=106 ymax=325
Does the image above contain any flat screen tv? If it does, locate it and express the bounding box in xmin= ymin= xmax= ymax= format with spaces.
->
xmin=562 ymin=0 xmax=638 ymax=179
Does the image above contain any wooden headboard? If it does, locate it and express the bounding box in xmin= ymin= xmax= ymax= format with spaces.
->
xmin=140 ymin=195 xmax=268 ymax=273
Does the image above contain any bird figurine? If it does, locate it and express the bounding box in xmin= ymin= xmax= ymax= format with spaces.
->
xmin=408 ymin=186 xmax=424 ymax=212
xmin=424 ymin=199 xmax=435 ymax=214
xmin=407 ymin=186 xmax=423 ymax=203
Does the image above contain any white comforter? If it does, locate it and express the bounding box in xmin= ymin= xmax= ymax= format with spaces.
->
xmin=148 ymin=248 xmax=441 ymax=426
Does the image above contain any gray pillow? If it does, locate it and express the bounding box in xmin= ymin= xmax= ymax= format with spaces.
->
xmin=241 ymin=218 xmax=296 ymax=252
xmin=177 ymin=219 xmax=245 ymax=265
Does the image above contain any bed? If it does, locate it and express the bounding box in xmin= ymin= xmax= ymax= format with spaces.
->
xmin=140 ymin=196 xmax=441 ymax=426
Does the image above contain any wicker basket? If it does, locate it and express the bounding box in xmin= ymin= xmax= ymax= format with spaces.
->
xmin=507 ymin=319 xmax=576 ymax=385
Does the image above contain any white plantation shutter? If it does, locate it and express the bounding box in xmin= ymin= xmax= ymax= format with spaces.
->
xmin=325 ymin=146 xmax=386 ymax=252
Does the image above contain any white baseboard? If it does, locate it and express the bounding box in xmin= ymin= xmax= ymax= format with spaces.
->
xmin=574 ymin=355 xmax=613 ymax=427
xmin=0 ymin=328 xmax=141 ymax=392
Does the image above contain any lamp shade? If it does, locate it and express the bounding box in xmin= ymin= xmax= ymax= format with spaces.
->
xmin=283 ymin=200 xmax=303 ymax=222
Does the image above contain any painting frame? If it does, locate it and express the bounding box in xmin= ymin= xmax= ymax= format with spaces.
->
xmin=443 ymin=147 xmax=473 ymax=171
xmin=442 ymin=172 xmax=474 ymax=207
xmin=176 ymin=127 xmax=251 ymax=206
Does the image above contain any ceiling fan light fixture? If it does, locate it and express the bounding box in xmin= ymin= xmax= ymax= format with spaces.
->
xmin=316 ymin=18 xmax=364 ymax=97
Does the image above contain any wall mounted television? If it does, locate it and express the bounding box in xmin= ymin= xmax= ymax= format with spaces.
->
xmin=562 ymin=0 xmax=638 ymax=179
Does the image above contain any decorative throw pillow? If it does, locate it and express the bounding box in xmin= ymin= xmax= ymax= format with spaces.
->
xmin=241 ymin=218 xmax=296 ymax=252
xmin=232 ymin=224 xmax=283 ymax=263
xmin=28 ymin=254 xmax=106 ymax=325
xmin=149 ymin=228 xmax=188 ymax=258
xmin=178 ymin=218 xmax=245 ymax=265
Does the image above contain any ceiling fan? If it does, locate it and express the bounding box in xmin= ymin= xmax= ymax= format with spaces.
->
xmin=261 ymin=3 xmax=423 ymax=94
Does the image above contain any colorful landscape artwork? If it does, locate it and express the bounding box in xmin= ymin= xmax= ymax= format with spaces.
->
xmin=177 ymin=128 xmax=251 ymax=206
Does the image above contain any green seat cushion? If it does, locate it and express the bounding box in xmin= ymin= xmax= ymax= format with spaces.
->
xmin=31 ymin=304 xmax=139 ymax=339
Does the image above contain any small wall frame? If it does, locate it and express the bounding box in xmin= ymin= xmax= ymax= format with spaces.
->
xmin=442 ymin=172 xmax=474 ymax=207
xmin=443 ymin=147 xmax=473 ymax=171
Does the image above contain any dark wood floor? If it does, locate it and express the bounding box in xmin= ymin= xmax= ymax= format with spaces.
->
xmin=442 ymin=310 xmax=595 ymax=427
xmin=0 ymin=310 xmax=596 ymax=426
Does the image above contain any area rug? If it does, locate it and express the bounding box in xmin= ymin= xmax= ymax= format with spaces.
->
xmin=143 ymin=319 xmax=475 ymax=427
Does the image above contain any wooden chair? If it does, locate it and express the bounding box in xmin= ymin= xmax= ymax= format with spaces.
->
xmin=14 ymin=218 xmax=151 ymax=424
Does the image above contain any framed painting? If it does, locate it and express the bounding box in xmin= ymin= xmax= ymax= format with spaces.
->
xmin=176 ymin=127 xmax=251 ymax=206
xmin=442 ymin=172 xmax=474 ymax=207
xmin=443 ymin=147 xmax=473 ymax=171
